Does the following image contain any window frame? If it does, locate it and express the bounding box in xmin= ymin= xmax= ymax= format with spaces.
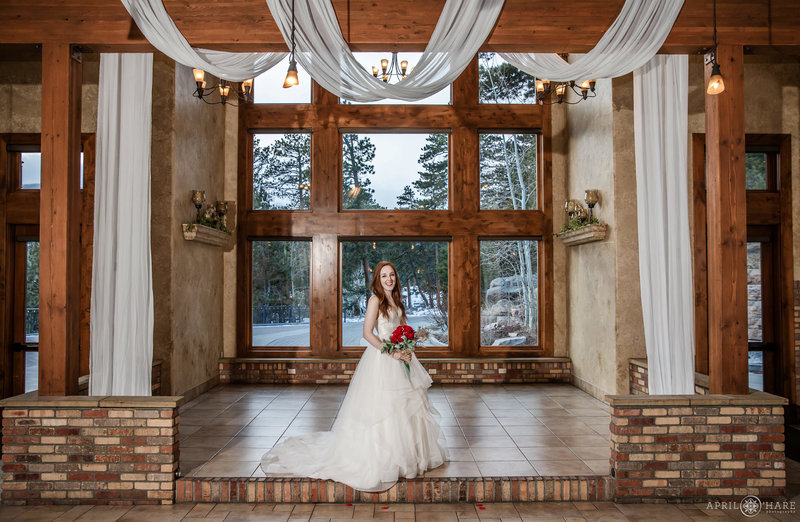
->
xmin=237 ymin=58 xmax=553 ymax=358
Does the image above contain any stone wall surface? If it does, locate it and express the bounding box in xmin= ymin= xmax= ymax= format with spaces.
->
xmin=608 ymin=393 xmax=786 ymax=503
xmin=0 ymin=396 xmax=183 ymax=506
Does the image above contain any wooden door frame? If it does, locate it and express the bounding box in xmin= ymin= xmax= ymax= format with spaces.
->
xmin=692 ymin=133 xmax=794 ymax=407
xmin=0 ymin=133 xmax=95 ymax=398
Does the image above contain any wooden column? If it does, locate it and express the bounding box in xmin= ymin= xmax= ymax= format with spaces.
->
xmin=310 ymin=84 xmax=340 ymax=356
xmin=704 ymin=44 xmax=747 ymax=394
xmin=39 ymin=43 xmax=81 ymax=395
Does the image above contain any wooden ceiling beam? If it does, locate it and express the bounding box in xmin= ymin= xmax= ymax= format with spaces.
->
xmin=1 ymin=0 xmax=798 ymax=54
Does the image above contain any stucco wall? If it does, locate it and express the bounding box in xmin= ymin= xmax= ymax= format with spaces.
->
xmin=151 ymin=53 xmax=176 ymax=395
xmin=610 ymin=74 xmax=646 ymax=393
xmin=0 ymin=55 xmax=98 ymax=133
xmin=565 ymin=78 xmax=618 ymax=395
xmin=169 ymin=63 xmax=226 ymax=396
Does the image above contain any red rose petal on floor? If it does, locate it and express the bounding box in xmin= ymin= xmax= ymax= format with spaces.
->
xmin=476 ymin=504 xmax=483 ymax=507
xmin=479 ymin=507 xmax=486 ymax=510
xmin=382 ymin=506 xmax=389 ymax=509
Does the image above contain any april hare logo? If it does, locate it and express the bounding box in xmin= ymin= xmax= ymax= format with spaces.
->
xmin=740 ymin=495 xmax=762 ymax=517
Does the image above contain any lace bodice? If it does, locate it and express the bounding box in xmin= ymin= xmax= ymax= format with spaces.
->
xmin=376 ymin=308 xmax=402 ymax=342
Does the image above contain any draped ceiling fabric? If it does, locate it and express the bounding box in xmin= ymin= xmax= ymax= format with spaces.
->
xmin=90 ymin=53 xmax=155 ymax=396
xmin=265 ymin=0 xmax=504 ymax=102
xmin=633 ymin=55 xmax=694 ymax=395
xmin=120 ymin=0 xmax=285 ymax=80
xmin=500 ymin=0 xmax=685 ymax=81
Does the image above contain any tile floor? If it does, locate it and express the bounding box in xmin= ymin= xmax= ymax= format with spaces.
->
xmin=2 ymin=498 xmax=799 ymax=521
xmin=178 ymin=383 xmax=611 ymax=479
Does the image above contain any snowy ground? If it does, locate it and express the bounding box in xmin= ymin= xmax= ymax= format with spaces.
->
xmin=252 ymin=312 xmax=446 ymax=347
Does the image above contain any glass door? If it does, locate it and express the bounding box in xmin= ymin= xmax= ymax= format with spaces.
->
xmin=746 ymin=227 xmax=778 ymax=393
xmin=11 ymin=226 xmax=39 ymax=394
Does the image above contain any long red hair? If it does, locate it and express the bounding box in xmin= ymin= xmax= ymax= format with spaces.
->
xmin=370 ymin=261 xmax=407 ymax=323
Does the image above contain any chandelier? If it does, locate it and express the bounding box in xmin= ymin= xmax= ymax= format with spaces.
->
xmin=371 ymin=52 xmax=409 ymax=83
xmin=191 ymin=69 xmax=253 ymax=106
xmin=535 ymin=79 xmax=597 ymax=105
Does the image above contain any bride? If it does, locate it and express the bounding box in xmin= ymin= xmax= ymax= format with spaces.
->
xmin=260 ymin=261 xmax=448 ymax=491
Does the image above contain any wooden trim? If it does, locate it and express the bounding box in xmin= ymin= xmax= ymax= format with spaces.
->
xmin=236 ymin=102 xmax=251 ymax=354
xmin=692 ymin=134 xmax=708 ymax=376
xmin=3 ymin=0 xmax=800 ymax=52
xmin=539 ymin=103 xmax=554 ymax=355
xmin=0 ymin=135 xmax=10 ymax=397
xmin=79 ymin=134 xmax=95 ymax=377
xmin=777 ymin=135 xmax=795 ymax=413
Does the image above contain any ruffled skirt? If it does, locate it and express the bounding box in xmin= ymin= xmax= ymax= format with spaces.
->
xmin=260 ymin=345 xmax=448 ymax=492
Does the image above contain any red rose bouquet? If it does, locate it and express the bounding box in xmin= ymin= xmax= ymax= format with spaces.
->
xmin=381 ymin=325 xmax=416 ymax=370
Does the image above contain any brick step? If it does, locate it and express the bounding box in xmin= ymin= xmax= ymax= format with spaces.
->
xmin=176 ymin=475 xmax=612 ymax=503
xmin=219 ymin=357 xmax=573 ymax=385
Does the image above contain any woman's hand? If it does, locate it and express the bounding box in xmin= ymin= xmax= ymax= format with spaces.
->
xmin=391 ymin=351 xmax=403 ymax=360
xmin=401 ymin=352 xmax=412 ymax=364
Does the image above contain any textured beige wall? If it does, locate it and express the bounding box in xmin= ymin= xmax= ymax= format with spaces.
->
xmin=611 ymin=74 xmax=646 ymax=391
xmin=551 ymin=104 xmax=568 ymax=357
xmin=565 ymin=78 xmax=618 ymax=395
xmin=688 ymin=55 xmax=799 ymax=284
xmin=223 ymin=104 xmax=238 ymax=358
xmin=0 ymin=55 xmax=99 ymax=133
xmin=169 ymin=63 xmax=226 ymax=396
xmin=150 ymin=53 xmax=176 ymax=395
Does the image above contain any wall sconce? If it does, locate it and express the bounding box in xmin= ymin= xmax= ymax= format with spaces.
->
xmin=191 ymin=190 xmax=206 ymax=221
xmin=584 ymin=189 xmax=599 ymax=220
xmin=564 ymin=199 xmax=586 ymax=220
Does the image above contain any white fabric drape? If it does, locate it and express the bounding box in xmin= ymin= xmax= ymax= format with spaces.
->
xmin=500 ymin=0 xmax=684 ymax=81
xmin=633 ymin=54 xmax=694 ymax=395
xmin=266 ymin=0 xmax=504 ymax=102
xmin=90 ymin=53 xmax=155 ymax=396
xmin=121 ymin=0 xmax=285 ymax=80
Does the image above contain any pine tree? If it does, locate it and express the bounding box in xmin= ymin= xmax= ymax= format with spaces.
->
xmin=253 ymin=134 xmax=311 ymax=210
xmin=342 ymin=134 xmax=382 ymax=209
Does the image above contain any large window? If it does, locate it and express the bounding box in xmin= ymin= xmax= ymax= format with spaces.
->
xmin=341 ymin=241 xmax=449 ymax=346
xmin=478 ymin=53 xmax=537 ymax=104
xmin=479 ymin=133 xmax=537 ymax=210
xmin=240 ymin=56 xmax=551 ymax=356
xmin=342 ymin=133 xmax=448 ymax=210
xmin=480 ymin=240 xmax=538 ymax=347
xmin=251 ymin=241 xmax=311 ymax=347
xmin=252 ymin=133 xmax=311 ymax=210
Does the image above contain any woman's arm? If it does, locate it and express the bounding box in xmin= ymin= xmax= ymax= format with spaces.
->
xmin=362 ymin=296 xmax=384 ymax=351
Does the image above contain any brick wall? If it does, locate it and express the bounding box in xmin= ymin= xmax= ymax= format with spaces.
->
xmin=607 ymin=393 xmax=787 ymax=502
xmin=0 ymin=396 xmax=183 ymax=505
xmin=219 ymin=358 xmax=572 ymax=385
xmin=628 ymin=359 xmax=709 ymax=395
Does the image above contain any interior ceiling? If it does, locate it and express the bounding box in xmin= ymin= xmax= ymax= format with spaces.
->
xmin=1 ymin=0 xmax=799 ymax=54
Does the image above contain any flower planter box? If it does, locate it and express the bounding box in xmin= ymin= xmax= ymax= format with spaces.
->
xmin=556 ymin=223 xmax=607 ymax=246
xmin=181 ymin=223 xmax=231 ymax=248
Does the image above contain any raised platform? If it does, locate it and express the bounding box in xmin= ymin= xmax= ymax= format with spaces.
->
xmin=219 ymin=357 xmax=572 ymax=385
xmin=175 ymin=475 xmax=613 ymax=503
xmin=176 ymin=382 xmax=612 ymax=503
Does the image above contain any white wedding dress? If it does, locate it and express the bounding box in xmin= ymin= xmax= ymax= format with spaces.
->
xmin=260 ymin=308 xmax=448 ymax=492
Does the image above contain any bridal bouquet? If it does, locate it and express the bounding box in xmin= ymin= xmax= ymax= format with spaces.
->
xmin=381 ymin=325 xmax=416 ymax=370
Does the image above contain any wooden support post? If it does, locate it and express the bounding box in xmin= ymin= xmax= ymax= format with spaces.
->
xmin=39 ymin=43 xmax=81 ymax=395
xmin=704 ymin=44 xmax=748 ymax=394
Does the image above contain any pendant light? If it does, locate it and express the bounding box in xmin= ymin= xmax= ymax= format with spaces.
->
xmin=706 ymin=0 xmax=725 ymax=95
xmin=283 ymin=0 xmax=299 ymax=88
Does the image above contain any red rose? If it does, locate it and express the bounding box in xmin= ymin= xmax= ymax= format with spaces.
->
xmin=403 ymin=325 xmax=415 ymax=340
